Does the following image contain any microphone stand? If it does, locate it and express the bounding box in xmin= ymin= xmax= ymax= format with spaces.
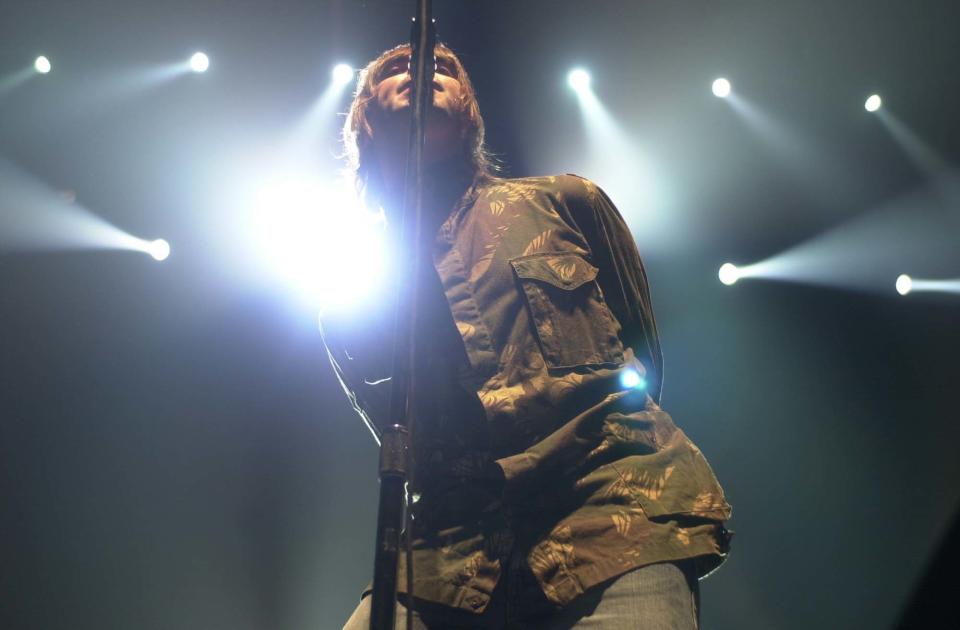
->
xmin=369 ymin=1 xmax=435 ymax=628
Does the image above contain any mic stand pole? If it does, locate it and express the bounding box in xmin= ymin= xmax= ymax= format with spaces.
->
xmin=370 ymin=2 xmax=435 ymax=629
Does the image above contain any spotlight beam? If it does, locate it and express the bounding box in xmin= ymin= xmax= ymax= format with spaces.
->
xmin=876 ymin=109 xmax=949 ymax=178
xmin=900 ymin=277 xmax=960 ymax=295
xmin=722 ymin=92 xmax=864 ymax=211
xmin=0 ymin=158 xmax=162 ymax=257
xmin=720 ymin=173 xmax=960 ymax=292
xmin=284 ymin=64 xmax=357 ymax=164
xmin=567 ymin=68 xmax=663 ymax=242
xmin=0 ymin=67 xmax=36 ymax=96
xmin=48 ymin=59 xmax=212 ymax=124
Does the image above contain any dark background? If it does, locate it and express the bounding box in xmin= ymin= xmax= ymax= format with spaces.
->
xmin=2 ymin=1 xmax=959 ymax=628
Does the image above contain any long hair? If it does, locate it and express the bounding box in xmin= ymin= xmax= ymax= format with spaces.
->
xmin=342 ymin=43 xmax=496 ymax=209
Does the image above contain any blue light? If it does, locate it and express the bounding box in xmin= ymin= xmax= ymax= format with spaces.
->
xmin=620 ymin=369 xmax=646 ymax=390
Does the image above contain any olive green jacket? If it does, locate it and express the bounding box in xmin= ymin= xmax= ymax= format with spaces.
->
xmin=322 ymin=174 xmax=731 ymax=613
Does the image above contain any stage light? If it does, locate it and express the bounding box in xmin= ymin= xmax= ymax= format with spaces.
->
xmin=568 ymin=68 xmax=591 ymax=92
xmin=332 ymin=63 xmax=354 ymax=85
xmin=148 ymin=239 xmax=170 ymax=261
xmin=189 ymin=52 xmax=209 ymax=73
xmin=896 ymin=274 xmax=912 ymax=296
xmin=719 ymin=262 xmax=740 ymax=286
xmin=34 ymin=56 xmax=51 ymax=74
xmin=865 ymin=94 xmax=882 ymax=112
xmin=712 ymin=77 xmax=731 ymax=98
xmin=620 ymin=369 xmax=646 ymax=390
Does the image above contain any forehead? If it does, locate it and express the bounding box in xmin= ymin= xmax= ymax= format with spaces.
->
xmin=372 ymin=46 xmax=460 ymax=73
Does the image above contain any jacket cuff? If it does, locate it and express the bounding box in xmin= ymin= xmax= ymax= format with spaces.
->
xmin=494 ymin=453 xmax=540 ymax=503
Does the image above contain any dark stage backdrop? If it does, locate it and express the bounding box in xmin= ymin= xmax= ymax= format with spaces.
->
xmin=2 ymin=1 xmax=959 ymax=629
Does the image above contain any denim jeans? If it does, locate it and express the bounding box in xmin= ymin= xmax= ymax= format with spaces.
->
xmin=342 ymin=560 xmax=700 ymax=629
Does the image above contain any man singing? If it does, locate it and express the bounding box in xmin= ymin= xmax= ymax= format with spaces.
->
xmin=325 ymin=42 xmax=732 ymax=629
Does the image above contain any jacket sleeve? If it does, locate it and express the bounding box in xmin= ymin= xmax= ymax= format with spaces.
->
xmin=565 ymin=175 xmax=664 ymax=401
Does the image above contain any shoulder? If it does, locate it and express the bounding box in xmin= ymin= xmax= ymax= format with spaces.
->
xmin=557 ymin=174 xmax=606 ymax=208
xmin=478 ymin=174 xmax=603 ymax=205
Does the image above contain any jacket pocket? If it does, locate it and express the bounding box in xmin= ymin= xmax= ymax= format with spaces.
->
xmin=510 ymin=252 xmax=624 ymax=369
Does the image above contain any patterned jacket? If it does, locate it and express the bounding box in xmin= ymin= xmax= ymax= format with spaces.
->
xmin=321 ymin=174 xmax=732 ymax=613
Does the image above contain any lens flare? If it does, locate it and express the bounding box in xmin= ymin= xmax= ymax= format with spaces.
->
xmin=620 ymin=369 xmax=647 ymax=390
xmin=248 ymin=174 xmax=386 ymax=310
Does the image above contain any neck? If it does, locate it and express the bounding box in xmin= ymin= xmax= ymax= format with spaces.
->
xmin=372 ymin=143 xmax=475 ymax=225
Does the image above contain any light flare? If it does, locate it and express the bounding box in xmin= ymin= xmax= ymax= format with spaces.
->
xmin=249 ymin=173 xmax=387 ymax=311
xmin=620 ymin=369 xmax=647 ymax=390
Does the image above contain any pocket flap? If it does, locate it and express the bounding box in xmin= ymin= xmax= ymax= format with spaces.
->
xmin=510 ymin=253 xmax=598 ymax=291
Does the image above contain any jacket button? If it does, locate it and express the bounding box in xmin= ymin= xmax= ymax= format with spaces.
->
xmin=467 ymin=594 xmax=485 ymax=609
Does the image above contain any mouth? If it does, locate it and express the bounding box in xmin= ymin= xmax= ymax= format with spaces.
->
xmin=398 ymin=78 xmax=442 ymax=97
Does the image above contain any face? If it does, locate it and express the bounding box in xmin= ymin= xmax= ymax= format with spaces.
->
xmin=370 ymin=49 xmax=463 ymax=119
xmin=366 ymin=48 xmax=467 ymax=163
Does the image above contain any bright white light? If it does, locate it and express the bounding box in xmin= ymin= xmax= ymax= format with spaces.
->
xmin=719 ymin=262 xmax=740 ymax=286
xmin=190 ymin=52 xmax=210 ymax=73
xmin=896 ymin=274 xmax=912 ymax=296
xmin=34 ymin=56 xmax=51 ymax=74
xmin=712 ymin=77 xmax=731 ymax=98
xmin=865 ymin=94 xmax=882 ymax=112
xmin=568 ymin=68 xmax=591 ymax=92
xmin=250 ymin=174 xmax=386 ymax=310
xmin=148 ymin=239 xmax=170 ymax=261
xmin=332 ymin=63 xmax=354 ymax=85
xmin=620 ymin=369 xmax=647 ymax=390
